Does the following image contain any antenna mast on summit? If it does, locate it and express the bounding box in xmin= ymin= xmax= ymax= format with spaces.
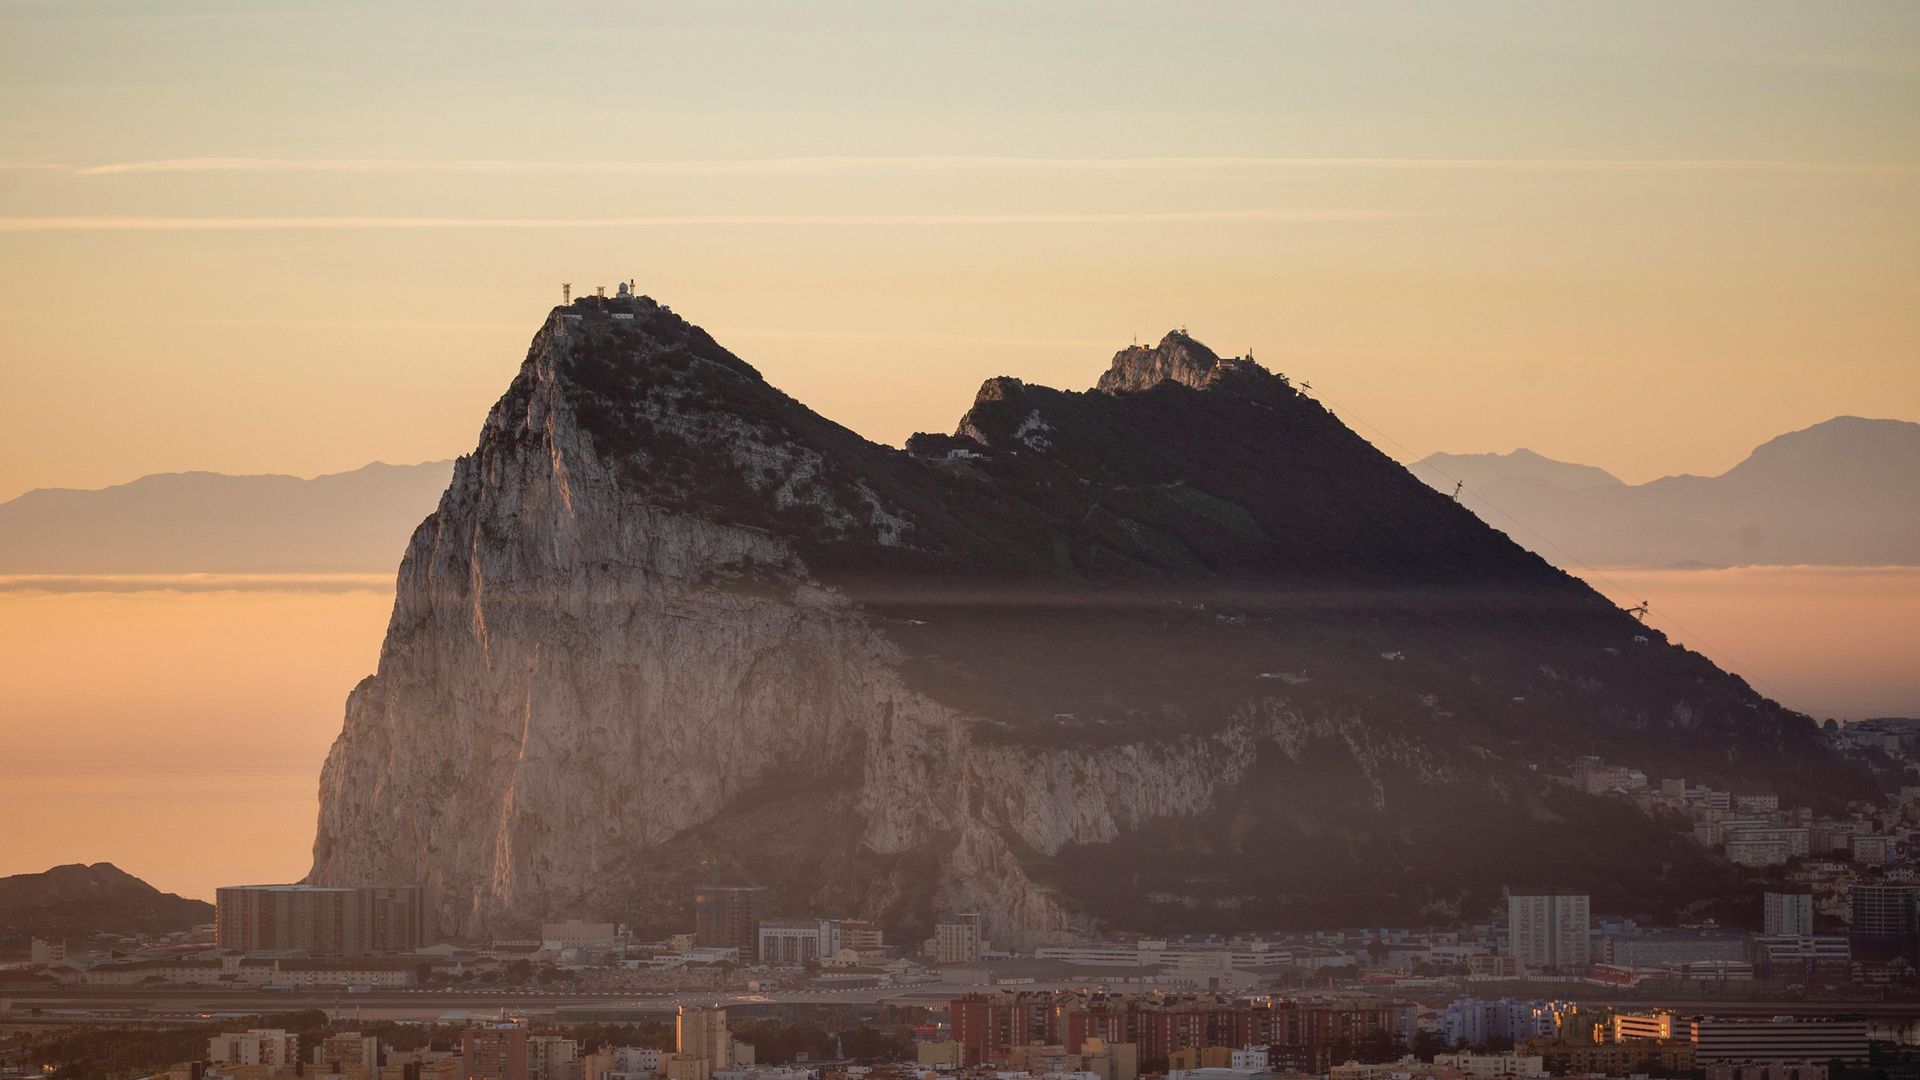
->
xmin=561 ymin=283 xmax=571 ymax=304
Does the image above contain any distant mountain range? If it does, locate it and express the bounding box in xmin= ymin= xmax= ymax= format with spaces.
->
xmin=1411 ymin=447 xmax=1624 ymax=493
xmin=0 ymin=863 xmax=211 ymax=938
xmin=0 ymin=460 xmax=453 ymax=573
xmin=1409 ymin=416 xmax=1920 ymax=568
xmin=0 ymin=418 xmax=1912 ymax=575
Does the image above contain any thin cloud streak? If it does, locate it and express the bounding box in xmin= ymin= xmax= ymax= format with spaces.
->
xmin=713 ymin=326 xmax=1120 ymax=350
xmin=5 ymin=155 xmax=1916 ymax=177
xmin=0 ymin=573 xmax=392 ymax=595
xmin=0 ymin=209 xmax=1406 ymax=232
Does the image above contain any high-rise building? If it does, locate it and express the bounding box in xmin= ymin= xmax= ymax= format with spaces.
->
xmin=935 ymin=912 xmax=983 ymax=964
xmin=464 ymin=1025 xmax=531 ymax=1080
xmin=1507 ymin=890 xmax=1591 ymax=972
xmin=693 ymin=885 xmax=767 ymax=960
xmin=1764 ymin=885 xmax=1815 ymax=937
xmin=215 ymin=883 xmax=430 ymax=956
xmin=1848 ymin=883 xmax=1918 ymax=961
xmin=678 ymin=1006 xmax=732 ymax=1067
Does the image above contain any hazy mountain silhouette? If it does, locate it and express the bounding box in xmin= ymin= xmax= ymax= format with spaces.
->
xmin=0 ymin=460 xmax=454 ymax=573
xmin=0 ymin=863 xmax=211 ymax=937
xmin=5 ymin=422 xmax=1909 ymax=576
xmin=1410 ymin=448 xmax=1622 ymax=493
xmin=1411 ymin=417 xmax=1920 ymax=568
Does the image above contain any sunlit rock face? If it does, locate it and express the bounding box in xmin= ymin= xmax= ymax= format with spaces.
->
xmin=312 ymin=296 xmax=1863 ymax=944
xmin=1095 ymin=330 xmax=1237 ymax=393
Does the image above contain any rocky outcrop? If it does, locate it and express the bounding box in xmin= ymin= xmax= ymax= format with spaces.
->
xmin=1095 ymin=330 xmax=1263 ymax=394
xmin=312 ymin=295 xmax=1870 ymax=944
xmin=312 ymin=309 xmax=1312 ymax=943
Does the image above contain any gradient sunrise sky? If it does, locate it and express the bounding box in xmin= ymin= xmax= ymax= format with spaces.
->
xmin=2 ymin=1 xmax=1917 ymax=502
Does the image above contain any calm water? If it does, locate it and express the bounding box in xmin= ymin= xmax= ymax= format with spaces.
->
xmin=1 ymin=567 xmax=1915 ymax=902
xmin=0 ymin=576 xmax=394 ymax=902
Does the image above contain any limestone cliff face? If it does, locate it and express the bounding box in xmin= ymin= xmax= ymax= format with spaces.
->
xmin=313 ymin=296 xmax=1866 ymax=941
xmin=1094 ymin=330 xmax=1261 ymax=394
xmin=310 ymin=309 xmax=1328 ymax=943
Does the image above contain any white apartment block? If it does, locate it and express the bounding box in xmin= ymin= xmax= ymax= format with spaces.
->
xmin=1764 ymin=889 xmax=1815 ymax=937
xmin=934 ymin=913 xmax=982 ymax=965
xmin=210 ymin=1030 xmax=300 ymax=1066
xmin=1507 ymin=891 xmax=1590 ymax=972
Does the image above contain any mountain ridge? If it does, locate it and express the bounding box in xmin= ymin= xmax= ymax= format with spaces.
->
xmin=310 ymin=296 xmax=1870 ymax=944
xmin=1411 ymin=416 xmax=1920 ymax=567
xmin=0 ymin=459 xmax=455 ymax=573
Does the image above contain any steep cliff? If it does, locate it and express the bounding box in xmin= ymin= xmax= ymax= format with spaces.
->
xmin=312 ymin=297 xmax=1866 ymax=943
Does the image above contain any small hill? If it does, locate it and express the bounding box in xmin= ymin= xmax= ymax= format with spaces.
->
xmin=0 ymin=863 xmax=212 ymax=938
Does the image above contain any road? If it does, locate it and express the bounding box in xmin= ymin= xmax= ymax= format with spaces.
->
xmin=5 ymin=985 xmax=1919 ymax=1026
xmin=0 ymin=984 xmax=973 ymax=1024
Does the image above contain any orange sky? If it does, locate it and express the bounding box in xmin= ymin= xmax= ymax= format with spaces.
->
xmin=0 ymin=4 xmax=1917 ymax=501
xmin=1 ymin=4 xmax=1918 ymax=897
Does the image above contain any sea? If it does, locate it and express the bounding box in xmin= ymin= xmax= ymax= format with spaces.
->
xmin=0 ymin=566 xmax=1914 ymax=903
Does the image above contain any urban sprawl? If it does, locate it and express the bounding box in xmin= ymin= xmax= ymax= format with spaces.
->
xmin=7 ymin=729 xmax=1920 ymax=1080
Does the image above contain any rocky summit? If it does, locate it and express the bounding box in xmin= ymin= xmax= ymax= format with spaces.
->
xmin=310 ymin=294 xmax=1868 ymax=945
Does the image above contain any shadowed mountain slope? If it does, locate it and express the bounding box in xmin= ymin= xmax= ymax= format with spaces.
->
xmin=311 ymin=296 xmax=1869 ymax=943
